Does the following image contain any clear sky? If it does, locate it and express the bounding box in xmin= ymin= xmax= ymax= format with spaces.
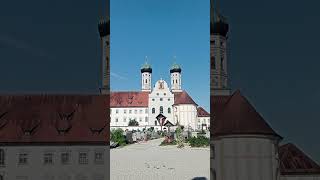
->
xmin=110 ymin=0 xmax=210 ymax=111
xmin=217 ymin=0 xmax=320 ymax=162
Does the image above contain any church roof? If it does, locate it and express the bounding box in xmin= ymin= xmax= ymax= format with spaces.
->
xmin=0 ymin=95 xmax=109 ymax=145
xmin=197 ymin=107 xmax=210 ymax=117
xmin=173 ymin=91 xmax=198 ymax=106
xmin=212 ymin=90 xmax=281 ymax=138
xmin=280 ymin=143 xmax=320 ymax=175
xmin=110 ymin=91 xmax=149 ymax=107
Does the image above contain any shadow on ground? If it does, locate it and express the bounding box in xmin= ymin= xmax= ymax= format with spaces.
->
xmin=192 ymin=177 xmax=207 ymax=180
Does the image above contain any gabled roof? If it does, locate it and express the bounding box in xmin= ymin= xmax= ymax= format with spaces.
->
xmin=212 ymin=90 xmax=281 ymax=138
xmin=173 ymin=91 xmax=198 ymax=106
xmin=110 ymin=91 xmax=148 ymax=107
xmin=0 ymin=95 xmax=109 ymax=145
xmin=280 ymin=143 xmax=320 ymax=175
xmin=197 ymin=107 xmax=210 ymax=117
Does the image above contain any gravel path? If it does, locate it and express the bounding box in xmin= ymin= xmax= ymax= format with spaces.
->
xmin=111 ymin=138 xmax=210 ymax=180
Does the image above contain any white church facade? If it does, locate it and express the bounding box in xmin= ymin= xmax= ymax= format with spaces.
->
xmin=110 ymin=62 xmax=210 ymax=132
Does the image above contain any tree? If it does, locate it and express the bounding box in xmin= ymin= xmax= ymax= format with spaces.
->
xmin=111 ymin=128 xmax=126 ymax=146
xmin=128 ymin=119 xmax=139 ymax=126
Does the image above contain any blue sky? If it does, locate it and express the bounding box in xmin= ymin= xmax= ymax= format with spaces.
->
xmin=110 ymin=0 xmax=210 ymax=111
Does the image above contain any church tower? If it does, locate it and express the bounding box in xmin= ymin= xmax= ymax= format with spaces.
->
xmin=141 ymin=58 xmax=152 ymax=92
xmin=170 ymin=62 xmax=182 ymax=92
xmin=98 ymin=17 xmax=110 ymax=95
xmin=211 ymin=7 xmax=231 ymax=95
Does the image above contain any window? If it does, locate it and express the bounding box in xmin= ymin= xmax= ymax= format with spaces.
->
xmin=160 ymin=98 xmax=163 ymax=101
xmin=115 ymin=118 xmax=118 ymax=122
xmin=18 ymin=153 xmax=28 ymax=165
xmin=116 ymin=109 xmax=119 ymax=114
xmin=94 ymin=152 xmax=104 ymax=164
xmin=156 ymin=93 xmax=159 ymax=96
xmin=123 ymin=118 xmax=126 ymax=122
xmin=168 ymin=98 xmax=170 ymax=101
xmin=0 ymin=149 xmax=4 ymax=166
xmin=79 ymin=152 xmax=88 ymax=164
xmin=221 ymin=57 xmax=224 ymax=71
xmin=134 ymin=110 xmax=137 ymax=114
xmin=145 ymin=79 xmax=147 ymax=83
xmin=155 ymin=121 xmax=157 ymax=126
xmin=145 ymin=117 xmax=148 ymax=122
xmin=139 ymin=118 xmax=142 ymax=122
xmin=152 ymin=108 xmax=155 ymax=114
xmin=129 ymin=110 xmax=132 ymax=114
xmin=172 ymin=80 xmax=174 ymax=84
xmin=61 ymin=152 xmax=70 ymax=164
xmin=152 ymin=98 xmax=155 ymax=101
xmin=124 ymin=109 xmax=127 ymax=114
xmin=160 ymin=106 xmax=163 ymax=114
xmin=176 ymin=79 xmax=178 ymax=83
xmin=44 ymin=153 xmax=53 ymax=165
xmin=211 ymin=56 xmax=216 ymax=69
xmin=139 ymin=109 xmax=142 ymax=114
xmin=168 ymin=108 xmax=171 ymax=114
xmin=164 ymin=93 xmax=166 ymax=96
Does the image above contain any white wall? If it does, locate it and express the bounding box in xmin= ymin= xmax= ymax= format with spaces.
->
xmin=0 ymin=145 xmax=108 ymax=180
xmin=171 ymin=72 xmax=182 ymax=92
xmin=110 ymin=107 xmax=148 ymax=127
xmin=173 ymin=104 xmax=198 ymax=131
xmin=148 ymin=80 xmax=174 ymax=126
xmin=197 ymin=116 xmax=210 ymax=130
xmin=211 ymin=135 xmax=280 ymax=180
xmin=141 ymin=72 xmax=151 ymax=92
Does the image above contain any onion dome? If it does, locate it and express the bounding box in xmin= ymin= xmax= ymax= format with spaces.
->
xmin=170 ymin=63 xmax=181 ymax=73
xmin=98 ymin=17 xmax=110 ymax=37
xmin=211 ymin=12 xmax=229 ymax=37
xmin=141 ymin=62 xmax=152 ymax=73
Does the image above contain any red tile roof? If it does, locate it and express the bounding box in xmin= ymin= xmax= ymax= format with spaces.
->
xmin=280 ymin=143 xmax=320 ymax=175
xmin=110 ymin=91 xmax=148 ymax=107
xmin=212 ymin=90 xmax=281 ymax=138
xmin=197 ymin=107 xmax=210 ymax=117
xmin=173 ymin=91 xmax=198 ymax=106
xmin=0 ymin=95 xmax=109 ymax=145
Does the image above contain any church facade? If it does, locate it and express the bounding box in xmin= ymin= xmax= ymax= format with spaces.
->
xmin=110 ymin=62 xmax=210 ymax=132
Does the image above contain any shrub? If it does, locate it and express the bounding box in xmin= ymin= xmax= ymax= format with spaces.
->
xmin=111 ymin=128 xmax=126 ymax=146
xmin=188 ymin=136 xmax=209 ymax=147
xmin=128 ymin=119 xmax=139 ymax=126
xmin=175 ymin=125 xmax=184 ymax=148
xmin=160 ymin=137 xmax=177 ymax=146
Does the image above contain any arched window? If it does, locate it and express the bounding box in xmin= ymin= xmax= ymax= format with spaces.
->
xmin=145 ymin=79 xmax=147 ymax=83
xmin=152 ymin=108 xmax=155 ymax=114
xmin=168 ymin=108 xmax=171 ymax=114
xmin=211 ymin=56 xmax=216 ymax=69
xmin=160 ymin=106 xmax=163 ymax=114
xmin=221 ymin=57 xmax=224 ymax=71
xmin=172 ymin=80 xmax=174 ymax=84
xmin=176 ymin=79 xmax=178 ymax=83
xmin=0 ymin=149 xmax=5 ymax=165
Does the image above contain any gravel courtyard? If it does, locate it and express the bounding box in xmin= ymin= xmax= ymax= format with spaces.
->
xmin=110 ymin=138 xmax=210 ymax=180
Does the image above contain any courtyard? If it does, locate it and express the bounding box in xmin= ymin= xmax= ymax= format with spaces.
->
xmin=110 ymin=138 xmax=210 ymax=180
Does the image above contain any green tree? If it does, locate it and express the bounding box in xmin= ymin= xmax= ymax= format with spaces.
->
xmin=128 ymin=119 xmax=139 ymax=126
xmin=111 ymin=128 xmax=126 ymax=146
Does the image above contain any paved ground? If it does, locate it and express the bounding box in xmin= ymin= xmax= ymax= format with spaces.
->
xmin=111 ymin=138 xmax=210 ymax=180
